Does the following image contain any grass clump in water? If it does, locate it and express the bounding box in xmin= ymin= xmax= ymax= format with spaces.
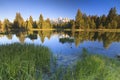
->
xmin=0 ymin=43 xmax=51 ymax=80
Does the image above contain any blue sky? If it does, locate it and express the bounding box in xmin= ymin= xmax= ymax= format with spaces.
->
xmin=0 ymin=0 xmax=120 ymax=21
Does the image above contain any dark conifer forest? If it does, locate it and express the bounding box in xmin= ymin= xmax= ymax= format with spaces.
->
xmin=0 ymin=7 xmax=120 ymax=33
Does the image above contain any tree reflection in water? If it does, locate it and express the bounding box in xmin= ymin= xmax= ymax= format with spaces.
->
xmin=0 ymin=30 xmax=120 ymax=48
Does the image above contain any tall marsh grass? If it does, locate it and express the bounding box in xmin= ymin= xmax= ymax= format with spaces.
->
xmin=0 ymin=43 xmax=51 ymax=80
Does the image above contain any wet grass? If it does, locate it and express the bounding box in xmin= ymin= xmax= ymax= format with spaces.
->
xmin=0 ymin=43 xmax=51 ymax=80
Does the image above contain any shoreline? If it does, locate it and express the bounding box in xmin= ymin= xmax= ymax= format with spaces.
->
xmin=31 ymin=29 xmax=120 ymax=32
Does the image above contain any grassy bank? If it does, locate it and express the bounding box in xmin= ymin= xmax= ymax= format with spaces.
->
xmin=74 ymin=49 xmax=120 ymax=80
xmin=76 ymin=29 xmax=120 ymax=32
xmin=50 ymin=49 xmax=120 ymax=80
xmin=64 ymin=29 xmax=120 ymax=32
xmin=0 ymin=44 xmax=120 ymax=80
xmin=31 ymin=29 xmax=120 ymax=32
xmin=0 ymin=43 xmax=51 ymax=80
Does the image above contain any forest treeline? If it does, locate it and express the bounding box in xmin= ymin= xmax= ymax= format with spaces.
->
xmin=0 ymin=7 xmax=120 ymax=33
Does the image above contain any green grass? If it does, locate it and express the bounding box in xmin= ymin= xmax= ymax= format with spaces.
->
xmin=0 ymin=43 xmax=51 ymax=80
xmin=50 ymin=49 xmax=120 ymax=80
xmin=0 ymin=44 xmax=120 ymax=80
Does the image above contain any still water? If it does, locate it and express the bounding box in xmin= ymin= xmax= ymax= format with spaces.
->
xmin=0 ymin=31 xmax=120 ymax=65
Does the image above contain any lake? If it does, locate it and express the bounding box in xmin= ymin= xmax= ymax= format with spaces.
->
xmin=0 ymin=30 xmax=120 ymax=66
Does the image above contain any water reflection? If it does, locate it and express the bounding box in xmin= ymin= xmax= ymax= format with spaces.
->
xmin=1 ymin=31 xmax=120 ymax=48
xmin=0 ymin=31 xmax=120 ymax=61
